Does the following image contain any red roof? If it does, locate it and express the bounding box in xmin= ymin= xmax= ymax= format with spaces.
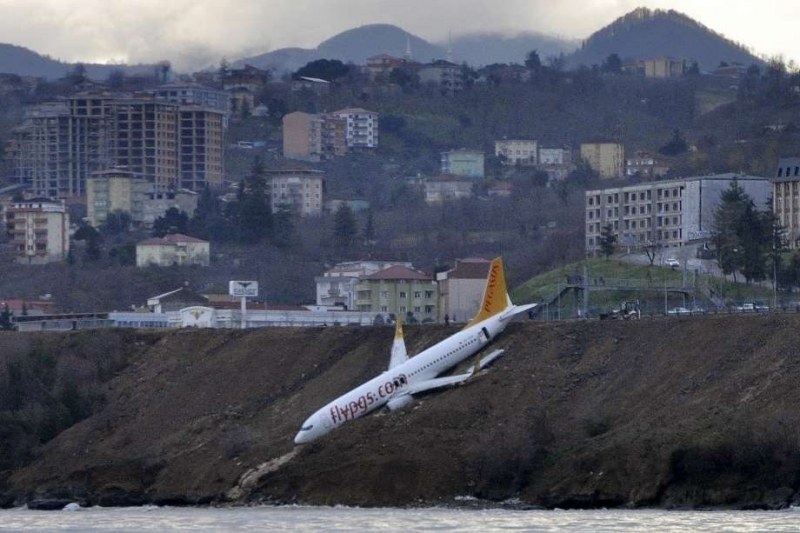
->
xmin=362 ymin=265 xmax=430 ymax=281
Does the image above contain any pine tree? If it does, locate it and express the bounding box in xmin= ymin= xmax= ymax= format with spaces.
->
xmin=333 ymin=203 xmax=358 ymax=250
xmin=598 ymin=223 xmax=617 ymax=259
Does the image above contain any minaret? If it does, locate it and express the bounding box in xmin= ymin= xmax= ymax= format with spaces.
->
xmin=446 ymin=31 xmax=454 ymax=63
xmin=404 ymin=36 xmax=413 ymax=61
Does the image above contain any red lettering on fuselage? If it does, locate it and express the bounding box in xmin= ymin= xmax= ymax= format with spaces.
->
xmin=329 ymin=374 xmax=408 ymax=425
xmin=483 ymin=263 xmax=500 ymax=313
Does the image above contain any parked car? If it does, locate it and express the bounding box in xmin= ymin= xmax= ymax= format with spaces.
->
xmin=664 ymin=257 xmax=680 ymax=268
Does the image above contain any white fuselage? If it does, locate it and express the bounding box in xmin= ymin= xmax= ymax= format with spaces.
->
xmin=294 ymin=312 xmax=512 ymax=443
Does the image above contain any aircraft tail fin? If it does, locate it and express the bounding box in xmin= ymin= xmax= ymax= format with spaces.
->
xmin=465 ymin=257 xmax=513 ymax=328
xmin=388 ymin=318 xmax=408 ymax=370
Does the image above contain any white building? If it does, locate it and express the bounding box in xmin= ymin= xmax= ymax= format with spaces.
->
xmin=330 ymin=108 xmax=379 ymax=149
xmin=585 ymin=173 xmax=772 ymax=255
xmin=495 ymin=139 xmax=538 ymax=165
xmin=136 ymin=233 xmax=210 ymax=267
xmin=315 ymin=260 xmax=412 ymax=309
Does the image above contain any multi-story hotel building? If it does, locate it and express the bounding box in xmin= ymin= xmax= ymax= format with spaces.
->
xmin=585 ymin=174 xmax=771 ymax=255
xmin=5 ymin=198 xmax=70 ymax=264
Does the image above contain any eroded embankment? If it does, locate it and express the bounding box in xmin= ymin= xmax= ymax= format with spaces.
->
xmin=3 ymin=315 xmax=800 ymax=509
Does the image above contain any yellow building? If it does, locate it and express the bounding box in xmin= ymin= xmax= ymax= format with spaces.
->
xmin=580 ymin=142 xmax=624 ymax=179
xmin=86 ymin=168 xmax=149 ymax=227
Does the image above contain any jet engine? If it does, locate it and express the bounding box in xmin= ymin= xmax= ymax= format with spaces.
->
xmin=386 ymin=394 xmax=413 ymax=411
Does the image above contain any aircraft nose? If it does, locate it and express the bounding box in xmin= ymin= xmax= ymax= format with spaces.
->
xmin=294 ymin=430 xmax=309 ymax=445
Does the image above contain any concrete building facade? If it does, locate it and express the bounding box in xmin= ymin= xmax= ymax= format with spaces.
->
xmin=6 ymin=198 xmax=70 ymax=264
xmin=495 ymin=139 xmax=538 ymax=165
xmin=436 ymin=257 xmax=491 ymax=323
xmin=424 ymin=174 xmax=474 ymax=204
xmin=580 ymin=142 xmax=624 ymax=179
xmin=773 ymin=157 xmax=800 ymax=248
xmin=315 ymin=260 xmax=413 ymax=309
xmin=354 ymin=265 xmax=438 ymax=323
xmin=136 ymin=233 xmax=210 ymax=267
xmin=441 ymin=149 xmax=485 ymax=178
xmin=330 ymin=108 xmax=379 ymax=149
xmin=585 ymin=174 xmax=771 ymax=255
xmin=266 ymin=169 xmax=324 ymax=217
xmin=282 ymin=111 xmax=323 ymax=161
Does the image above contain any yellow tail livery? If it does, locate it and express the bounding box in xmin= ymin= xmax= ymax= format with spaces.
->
xmin=465 ymin=257 xmax=512 ymax=327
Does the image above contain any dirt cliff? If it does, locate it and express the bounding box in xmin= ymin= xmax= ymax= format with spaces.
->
xmin=4 ymin=314 xmax=800 ymax=509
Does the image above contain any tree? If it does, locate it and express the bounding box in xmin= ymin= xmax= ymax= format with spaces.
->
xmin=272 ymin=203 xmax=296 ymax=248
xmin=101 ymin=210 xmax=131 ymax=235
xmin=711 ymin=181 xmax=773 ymax=283
xmin=524 ymin=50 xmax=542 ymax=73
xmin=0 ymin=304 xmax=13 ymax=330
xmin=152 ymin=207 xmax=188 ymax=237
xmin=598 ymin=224 xmax=617 ymax=259
xmin=234 ymin=158 xmax=272 ymax=244
xmin=294 ymin=59 xmax=351 ymax=81
xmin=333 ymin=203 xmax=358 ymax=250
xmin=73 ymin=224 xmax=102 ymax=262
xmin=601 ymin=53 xmax=623 ymax=74
xmin=658 ymin=130 xmax=689 ymax=156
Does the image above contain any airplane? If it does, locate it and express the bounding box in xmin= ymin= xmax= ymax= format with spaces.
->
xmin=294 ymin=257 xmax=536 ymax=444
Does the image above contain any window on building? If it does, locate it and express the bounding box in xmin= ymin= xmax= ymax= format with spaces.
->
xmin=399 ymin=291 xmax=407 ymax=298
xmin=414 ymin=291 xmax=421 ymax=298
xmin=399 ymin=306 xmax=406 ymax=313
xmin=425 ymin=291 xmax=433 ymax=299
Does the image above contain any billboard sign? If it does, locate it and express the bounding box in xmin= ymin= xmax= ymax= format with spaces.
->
xmin=229 ymin=280 xmax=259 ymax=297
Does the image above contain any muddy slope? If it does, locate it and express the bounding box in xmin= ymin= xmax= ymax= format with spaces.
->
xmin=4 ymin=315 xmax=800 ymax=509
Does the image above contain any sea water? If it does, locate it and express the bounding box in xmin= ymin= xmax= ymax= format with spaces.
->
xmin=1 ymin=506 xmax=800 ymax=532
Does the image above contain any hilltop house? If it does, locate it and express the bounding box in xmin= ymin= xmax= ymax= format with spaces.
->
xmin=136 ymin=233 xmax=210 ymax=267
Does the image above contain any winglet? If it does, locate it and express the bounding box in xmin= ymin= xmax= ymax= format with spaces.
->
xmin=465 ymin=257 xmax=512 ymax=328
xmin=388 ymin=317 xmax=408 ymax=369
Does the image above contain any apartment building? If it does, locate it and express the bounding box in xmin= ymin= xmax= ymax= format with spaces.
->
xmin=435 ymin=257 xmax=491 ymax=323
xmin=424 ymin=174 xmax=474 ymax=204
xmin=774 ymin=157 xmax=800 ymax=247
xmin=354 ymin=265 xmax=438 ymax=322
xmin=643 ymin=57 xmax=685 ymax=78
xmin=266 ymin=168 xmax=324 ymax=217
xmin=330 ymin=108 xmax=379 ymax=149
xmin=86 ymin=168 xmax=149 ymax=227
xmin=580 ymin=142 xmax=624 ymax=179
xmin=495 ymin=139 xmax=538 ymax=165
xmin=135 ymin=233 xmax=210 ymax=267
xmin=112 ymin=97 xmax=180 ymax=192
xmin=625 ymin=150 xmax=671 ymax=179
xmin=150 ymin=82 xmax=230 ymax=115
xmin=418 ymin=60 xmax=464 ymax=95
xmin=585 ymin=174 xmax=771 ymax=255
xmin=538 ymin=147 xmax=572 ymax=166
xmin=315 ymin=260 xmax=413 ymax=309
xmin=441 ymin=149 xmax=485 ymax=178
xmin=6 ymin=198 xmax=70 ymax=264
xmin=11 ymin=91 xmax=225 ymax=198
xmin=282 ymin=111 xmax=323 ymax=161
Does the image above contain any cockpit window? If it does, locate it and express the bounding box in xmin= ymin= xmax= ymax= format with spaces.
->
xmin=300 ymin=425 xmax=313 ymax=431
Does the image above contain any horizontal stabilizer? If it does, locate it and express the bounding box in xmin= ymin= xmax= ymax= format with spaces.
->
xmin=405 ymin=370 xmax=475 ymax=395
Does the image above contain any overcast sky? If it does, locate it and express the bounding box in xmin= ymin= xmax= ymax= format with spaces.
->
xmin=0 ymin=0 xmax=797 ymax=70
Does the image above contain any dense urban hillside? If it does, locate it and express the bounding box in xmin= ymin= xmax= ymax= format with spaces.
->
xmin=4 ymin=315 xmax=800 ymax=509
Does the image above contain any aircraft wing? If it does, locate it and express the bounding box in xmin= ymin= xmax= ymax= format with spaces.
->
xmin=405 ymin=369 xmax=476 ymax=395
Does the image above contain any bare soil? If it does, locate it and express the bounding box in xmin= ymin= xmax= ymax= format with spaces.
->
xmin=4 ymin=314 xmax=800 ymax=509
